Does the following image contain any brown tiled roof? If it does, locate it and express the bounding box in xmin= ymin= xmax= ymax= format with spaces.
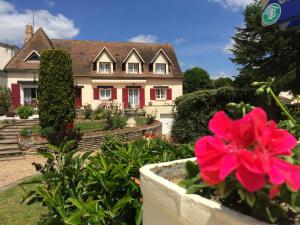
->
xmin=5 ymin=28 xmax=182 ymax=79
xmin=5 ymin=28 xmax=53 ymax=71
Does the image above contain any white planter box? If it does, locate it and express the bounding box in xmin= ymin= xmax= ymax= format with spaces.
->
xmin=140 ymin=158 xmax=269 ymax=225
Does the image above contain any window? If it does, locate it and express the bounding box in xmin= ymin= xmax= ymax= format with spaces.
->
xmin=100 ymin=88 xmax=111 ymax=100
xmin=23 ymin=87 xmax=38 ymax=105
xmin=155 ymin=88 xmax=166 ymax=100
xmin=155 ymin=63 xmax=166 ymax=74
xmin=128 ymin=63 xmax=139 ymax=73
xmin=99 ymin=62 xmax=111 ymax=73
xmin=128 ymin=88 xmax=139 ymax=107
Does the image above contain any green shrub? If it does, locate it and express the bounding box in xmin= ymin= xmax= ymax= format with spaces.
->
xmin=23 ymin=136 xmax=194 ymax=225
xmin=83 ymin=104 xmax=93 ymax=119
xmin=146 ymin=114 xmax=155 ymax=125
xmin=38 ymin=49 xmax=75 ymax=131
xmin=17 ymin=106 xmax=34 ymax=119
xmin=171 ymin=87 xmax=261 ymax=143
xmin=104 ymin=110 xmax=127 ymax=130
xmin=40 ymin=127 xmax=55 ymax=138
xmin=20 ymin=128 xmax=30 ymax=137
xmin=0 ymin=86 xmax=12 ymax=116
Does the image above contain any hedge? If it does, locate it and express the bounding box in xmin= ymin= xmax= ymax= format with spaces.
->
xmin=171 ymin=87 xmax=267 ymax=143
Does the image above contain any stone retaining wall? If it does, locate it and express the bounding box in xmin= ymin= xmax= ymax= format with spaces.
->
xmin=78 ymin=121 xmax=162 ymax=151
xmin=21 ymin=121 xmax=162 ymax=152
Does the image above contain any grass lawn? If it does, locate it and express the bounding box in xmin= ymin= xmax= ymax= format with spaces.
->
xmin=75 ymin=120 xmax=105 ymax=132
xmin=0 ymin=176 xmax=47 ymax=225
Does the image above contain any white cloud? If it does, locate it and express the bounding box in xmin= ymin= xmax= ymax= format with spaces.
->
xmin=0 ymin=0 xmax=79 ymax=45
xmin=208 ymin=0 xmax=253 ymax=10
xmin=44 ymin=1 xmax=55 ymax=8
xmin=128 ymin=34 xmax=157 ymax=43
xmin=223 ymin=39 xmax=235 ymax=54
xmin=174 ymin=38 xmax=185 ymax=44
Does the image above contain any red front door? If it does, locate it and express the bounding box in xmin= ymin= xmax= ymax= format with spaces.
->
xmin=75 ymin=87 xmax=82 ymax=108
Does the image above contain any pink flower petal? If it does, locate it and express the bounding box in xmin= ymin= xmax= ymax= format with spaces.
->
xmin=219 ymin=154 xmax=239 ymax=180
xmin=201 ymin=169 xmax=222 ymax=185
xmin=236 ymin=165 xmax=265 ymax=192
xmin=209 ymin=111 xmax=232 ymax=141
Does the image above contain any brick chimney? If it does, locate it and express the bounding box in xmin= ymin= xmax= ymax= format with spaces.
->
xmin=24 ymin=25 xmax=33 ymax=44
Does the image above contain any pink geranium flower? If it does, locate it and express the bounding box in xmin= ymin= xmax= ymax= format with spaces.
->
xmin=195 ymin=107 xmax=300 ymax=195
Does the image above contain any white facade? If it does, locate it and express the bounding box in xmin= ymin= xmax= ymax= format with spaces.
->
xmin=0 ymin=43 xmax=18 ymax=70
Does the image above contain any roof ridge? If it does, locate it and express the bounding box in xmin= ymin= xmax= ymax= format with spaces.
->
xmin=51 ymin=39 xmax=173 ymax=46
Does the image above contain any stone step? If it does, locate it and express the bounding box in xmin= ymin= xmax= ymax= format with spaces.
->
xmin=0 ymin=135 xmax=17 ymax=139
xmin=0 ymin=144 xmax=19 ymax=151
xmin=0 ymin=128 xmax=23 ymax=132
xmin=4 ymin=125 xmax=36 ymax=129
xmin=0 ymin=155 xmax=24 ymax=161
xmin=0 ymin=132 xmax=19 ymax=136
xmin=0 ymin=149 xmax=23 ymax=157
xmin=0 ymin=139 xmax=18 ymax=144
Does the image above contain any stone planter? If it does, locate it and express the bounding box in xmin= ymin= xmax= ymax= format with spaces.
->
xmin=124 ymin=109 xmax=137 ymax=127
xmin=140 ymin=158 xmax=269 ymax=225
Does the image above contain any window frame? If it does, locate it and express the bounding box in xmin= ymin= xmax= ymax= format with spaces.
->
xmin=155 ymin=63 xmax=166 ymax=74
xmin=100 ymin=88 xmax=112 ymax=100
xmin=128 ymin=63 xmax=139 ymax=74
xmin=155 ymin=88 xmax=166 ymax=100
xmin=99 ymin=62 xmax=111 ymax=73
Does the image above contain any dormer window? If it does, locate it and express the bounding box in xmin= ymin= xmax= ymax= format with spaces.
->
xmin=128 ymin=63 xmax=139 ymax=73
xmin=24 ymin=50 xmax=40 ymax=62
xmin=155 ymin=63 xmax=166 ymax=74
xmin=99 ymin=62 xmax=111 ymax=73
xmin=151 ymin=49 xmax=172 ymax=75
xmin=93 ymin=47 xmax=115 ymax=74
xmin=123 ymin=48 xmax=145 ymax=74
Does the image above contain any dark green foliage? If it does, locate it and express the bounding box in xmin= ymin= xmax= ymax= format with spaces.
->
xmin=231 ymin=0 xmax=300 ymax=93
xmin=23 ymin=134 xmax=194 ymax=225
xmin=213 ymin=77 xmax=233 ymax=88
xmin=38 ymin=49 xmax=75 ymax=131
xmin=83 ymin=104 xmax=92 ymax=119
xmin=104 ymin=111 xmax=127 ymax=130
xmin=0 ymin=86 xmax=12 ymax=116
xmin=171 ymin=87 xmax=261 ymax=143
xmin=145 ymin=114 xmax=155 ymax=125
xmin=20 ymin=128 xmax=30 ymax=137
xmin=17 ymin=106 xmax=33 ymax=119
xmin=183 ymin=67 xmax=212 ymax=93
xmin=40 ymin=127 xmax=55 ymax=138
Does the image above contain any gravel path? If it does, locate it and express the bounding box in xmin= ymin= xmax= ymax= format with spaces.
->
xmin=0 ymin=155 xmax=45 ymax=188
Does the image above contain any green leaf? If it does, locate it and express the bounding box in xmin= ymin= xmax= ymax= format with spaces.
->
xmin=68 ymin=197 xmax=83 ymax=211
xmin=186 ymin=184 xmax=208 ymax=194
xmin=37 ymin=150 xmax=54 ymax=160
xmin=185 ymin=161 xmax=199 ymax=179
xmin=113 ymin=196 xmax=133 ymax=214
xmin=100 ymin=155 xmax=107 ymax=172
xmin=64 ymin=211 xmax=82 ymax=225
xmin=245 ymin=191 xmax=256 ymax=207
xmin=135 ymin=206 xmax=143 ymax=225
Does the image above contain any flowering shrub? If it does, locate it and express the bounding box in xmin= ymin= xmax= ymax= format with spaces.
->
xmin=181 ymin=108 xmax=300 ymax=224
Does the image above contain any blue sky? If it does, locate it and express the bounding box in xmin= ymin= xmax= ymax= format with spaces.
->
xmin=0 ymin=0 xmax=253 ymax=78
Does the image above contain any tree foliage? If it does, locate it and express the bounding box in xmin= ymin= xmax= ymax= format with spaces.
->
xmin=231 ymin=0 xmax=300 ymax=93
xmin=38 ymin=49 xmax=75 ymax=130
xmin=213 ymin=77 xmax=233 ymax=88
xmin=183 ymin=67 xmax=212 ymax=93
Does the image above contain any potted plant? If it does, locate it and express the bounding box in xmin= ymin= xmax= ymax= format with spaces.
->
xmin=140 ymin=107 xmax=300 ymax=225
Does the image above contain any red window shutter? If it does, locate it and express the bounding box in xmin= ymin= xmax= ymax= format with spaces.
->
xmin=93 ymin=88 xmax=99 ymax=100
xmin=139 ymin=88 xmax=145 ymax=109
xmin=122 ymin=88 xmax=128 ymax=108
xmin=167 ymin=88 xmax=172 ymax=100
xmin=112 ymin=88 xmax=117 ymax=100
xmin=11 ymin=84 xmax=20 ymax=108
xmin=150 ymin=88 xmax=156 ymax=100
